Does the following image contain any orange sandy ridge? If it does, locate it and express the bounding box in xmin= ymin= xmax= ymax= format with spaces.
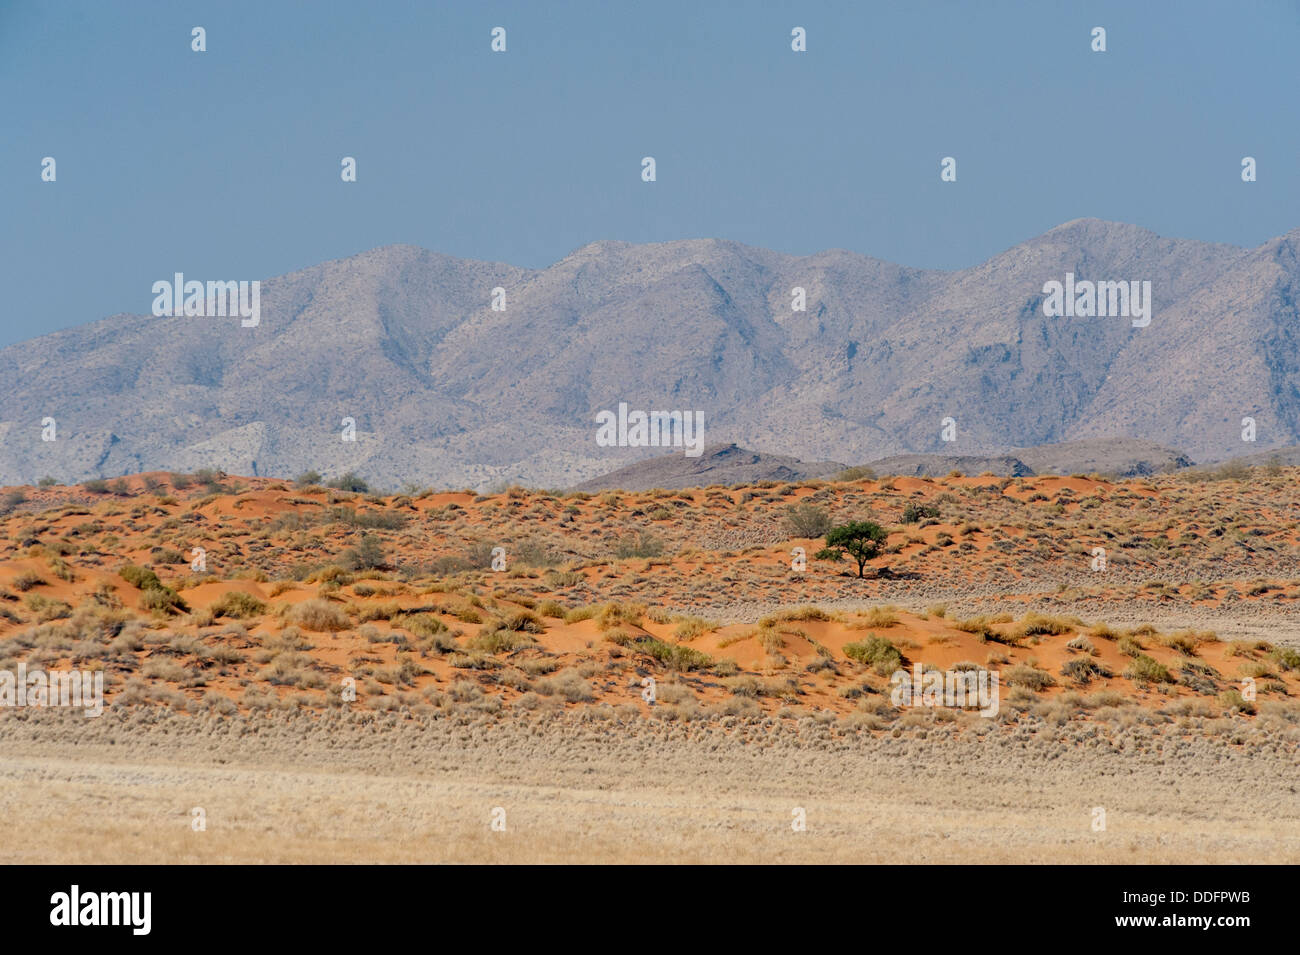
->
xmin=0 ymin=468 xmax=1297 ymax=727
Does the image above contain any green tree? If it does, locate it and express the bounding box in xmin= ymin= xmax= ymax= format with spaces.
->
xmin=814 ymin=520 xmax=888 ymax=579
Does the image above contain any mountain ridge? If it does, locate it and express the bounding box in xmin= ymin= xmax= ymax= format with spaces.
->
xmin=2 ymin=219 xmax=1296 ymax=489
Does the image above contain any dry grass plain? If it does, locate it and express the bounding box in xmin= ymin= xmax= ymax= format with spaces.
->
xmin=3 ymin=708 xmax=1298 ymax=864
xmin=1 ymin=466 xmax=1298 ymax=863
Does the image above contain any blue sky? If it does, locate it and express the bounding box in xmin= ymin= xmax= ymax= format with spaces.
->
xmin=2 ymin=0 xmax=1296 ymax=346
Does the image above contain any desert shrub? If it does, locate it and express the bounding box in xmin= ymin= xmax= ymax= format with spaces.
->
xmin=1065 ymin=635 xmax=1096 ymax=655
xmin=355 ymin=601 xmax=402 ymax=622
xmin=1118 ymin=635 xmax=1144 ymax=657
xmin=429 ymin=555 xmax=473 ymax=575
xmin=208 ymin=645 xmax=245 ymax=665
xmin=295 ymin=470 xmax=323 ymax=487
xmin=1225 ymin=639 xmax=1270 ymax=658
xmin=853 ymin=606 xmax=899 ymax=629
xmin=25 ymin=594 xmax=72 ymax=621
xmin=140 ymin=587 xmax=187 ymax=615
xmin=1015 ymin=613 xmax=1074 ymax=638
xmin=467 ymin=628 xmax=536 ymax=653
xmin=544 ymin=570 xmax=583 ymax=588
xmin=1177 ymin=661 xmax=1219 ymax=695
xmin=1237 ymin=661 xmax=1275 ymax=680
xmin=1272 ymin=647 xmax=1300 ymax=671
xmin=192 ymin=468 xmax=225 ymax=490
xmin=901 ymin=502 xmax=940 ymax=524
xmin=514 ymin=538 xmax=565 ymax=568
xmin=654 ymin=682 xmax=697 ymax=705
xmin=341 ymin=535 xmax=387 ymax=571
xmin=464 ymin=541 xmax=497 ymax=570
xmin=329 ymin=506 xmax=406 ymax=531
xmin=1124 ymin=654 xmax=1173 ymax=684
xmin=639 ymin=638 xmax=712 ymax=671
xmin=1219 ymin=688 xmax=1256 ymax=715
xmin=499 ymin=610 xmax=545 ymax=633
xmin=119 ymin=564 xmax=188 ymax=614
xmin=712 ymin=659 xmax=740 ymax=678
xmin=142 ymin=658 xmax=196 ymax=683
xmin=955 ymin=616 xmax=1018 ymax=645
xmin=612 ymin=531 xmax=665 ymax=559
xmin=597 ymin=602 xmax=645 ymax=631
xmin=326 ymin=472 xmax=370 ymax=493
xmin=672 ymin=616 xmax=716 ymax=641
xmin=120 ymin=564 xmax=162 ymax=590
xmin=82 ymin=479 xmax=110 ymax=494
xmin=259 ymin=654 xmax=327 ymax=688
xmin=1004 ymin=664 xmax=1056 ymax=691
xmin=289 ymin=599 xmax=351 ymax=632
xmin=536 ymin=600 xmax=566 ymax=619
xmin=536 ymin=670 xmax=596 ymax=702
xmin=781 ymin=502 xmax=833 ymax=538
xmin=604 ymin=631 xmax=712 ymax=671
xmin=394 ymin=611 xmax=449 ymax=639
xmin=761 ymin=606 xmax=832 ymax=626
xmin=563 ymin=604 xmax=599 ymax=623
xmin=12 ymin=570 xmax=45 ymax=592
xmin=1061 ymin=657 xmax=1110 ymax=685
xmin=212 ymin=591 xmax=267 ymax=619
xmin=308 ymin=564 xmax=354 ymax=586
xmin=1162 ymin=631 xmax=1202 ymax=655
xmin=724 ymin=675 xmax=800 ymax=699
xmin=261 ymin=628 xmax=312 ymax=654
xmin=843 ymin=635 xmax=903 ymax=675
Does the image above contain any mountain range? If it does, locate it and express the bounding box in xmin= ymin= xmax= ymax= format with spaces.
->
xmin=1 ymin=218 xmax=1296 ymax=489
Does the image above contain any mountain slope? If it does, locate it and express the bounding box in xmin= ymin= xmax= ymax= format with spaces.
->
xmin=0 ymin=220 xmax=1296 ymax=488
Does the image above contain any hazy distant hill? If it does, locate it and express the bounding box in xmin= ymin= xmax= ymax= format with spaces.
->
xmin=1012 ymin=438 xmax=1193 ymax=477
xmin=1199 ymin=444 xmax=1300 ymax=468
xmin=864 ymin=438 xmax=1192 ymax=478
xmin=1 ymin=218 xmax=1297 ymax=489
xmin=577 ymin=437 xmax=1191 ymax=489
xmin=865 ymin=453 xmax=1034 ymax=479
xmin=573 ymin=443 xmax=846 ymax=491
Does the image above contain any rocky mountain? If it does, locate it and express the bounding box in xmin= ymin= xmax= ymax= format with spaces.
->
xmin=1 ymin=218 xmax=1296 ymax=489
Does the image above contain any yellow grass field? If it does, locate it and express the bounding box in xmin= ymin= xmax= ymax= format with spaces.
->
xmin=3 ymin=708 xmax=1297 ymax=864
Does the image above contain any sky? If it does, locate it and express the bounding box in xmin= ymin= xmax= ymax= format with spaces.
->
xmin=1 ymin=0 xmax=1297 ymax=346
